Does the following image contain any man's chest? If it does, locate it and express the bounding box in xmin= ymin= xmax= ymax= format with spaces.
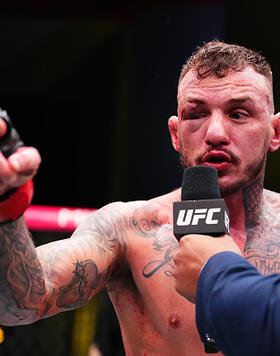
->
xmin=108 ymin=203 xmax=220 ymax=354
xmin=128 ymin=219 xmax=178 ymax=282
xmin=111 ymin=220 xmax=191 ymax=325
xmin=244 ymin=231 xmax=280 ymax=275
xmin=110 ymin=238 xmax=202 ymax=354
xmin=241 ymin=189 xmax=280 ymax=274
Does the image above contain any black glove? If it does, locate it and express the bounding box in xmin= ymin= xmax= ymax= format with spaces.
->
xmin=0 ymin=108 xmax=24 ymax=158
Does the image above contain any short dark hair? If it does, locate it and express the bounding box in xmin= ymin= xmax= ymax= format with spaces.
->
xmin=179 ymin=40 xmax=272 ymax=85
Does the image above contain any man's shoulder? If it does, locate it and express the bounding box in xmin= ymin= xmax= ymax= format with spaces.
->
xmin=262 ymin=189 xmax=280 ymax=219
xmin=264 ymin=188 xmax=280 ymax=205
xmin=95 ymin=200 xmax=161 ymax=226
xmin=101 ymin=188 xmax=180 ymax=216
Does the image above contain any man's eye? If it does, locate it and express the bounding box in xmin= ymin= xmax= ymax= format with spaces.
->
xmin=230 ymin=111 xmax=248 ymax=120
xmin=184 ymin=113 xmax=205 ymax=120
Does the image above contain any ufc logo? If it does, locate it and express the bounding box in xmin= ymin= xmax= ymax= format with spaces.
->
xmin=176 ymin=208 xmax=221 ymax=226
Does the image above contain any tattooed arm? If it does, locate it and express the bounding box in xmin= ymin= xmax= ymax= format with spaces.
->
xmin=0 ymin=202 xmax=128 ymax=326
xmin=0 ymin=116 xmax=127 ymax=326
xmin=0 ymin=217 xmax=45 ymax=325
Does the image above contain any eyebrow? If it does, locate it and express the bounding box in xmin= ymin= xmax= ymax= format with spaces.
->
xmin=186 ymin=99 xmax=205 ymax=105
xmin=227 ymin=97 xmax=255 ymax=105
xmin=185 ymin=97 xmax=255 ymax=106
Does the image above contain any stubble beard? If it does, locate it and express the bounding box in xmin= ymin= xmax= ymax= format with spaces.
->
xmin=179 ymin=147 xmax=267 ymax=198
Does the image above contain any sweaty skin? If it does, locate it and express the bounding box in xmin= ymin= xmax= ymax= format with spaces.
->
xmin=1 ymin=66 xmax=280 ymax=356
xmin=2 ymin=186 xmax=280 ymax=355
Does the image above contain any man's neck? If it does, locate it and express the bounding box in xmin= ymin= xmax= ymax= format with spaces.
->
xmin=224 ymin=176 xmax=264 ymax=252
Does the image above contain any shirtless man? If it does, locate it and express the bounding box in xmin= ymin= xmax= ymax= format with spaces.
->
xmin=0 ymin=40 xmax=280 ymax=356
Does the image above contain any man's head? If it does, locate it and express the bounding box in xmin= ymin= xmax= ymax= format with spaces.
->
xmin=169 ymin=40 xmax=280 ymax=196
xmin=179 ymin=40 xmax=273 ymax=89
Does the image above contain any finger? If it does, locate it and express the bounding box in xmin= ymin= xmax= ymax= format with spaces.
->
xmin=0 ymin=117 xmax=8 ymax=138
xmin=8 ymin=147 xmax=41 ymax=176
xmin=0 ymin=150 xmax=14 ymax=181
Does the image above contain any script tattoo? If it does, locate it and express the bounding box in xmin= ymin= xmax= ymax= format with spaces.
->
xmin=243 ymin=178 xmax=280 ymax=275
xmin=245 ymin=243 xmax=280 ymax=274
xmin=129 ymin=207 xmax=178 ymax=278
xmin=142 ymin=233 xmax=178 ymax=278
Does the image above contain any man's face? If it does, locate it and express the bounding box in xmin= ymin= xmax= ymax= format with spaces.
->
xmin=169 ymin=66 xmax=277 ymax=196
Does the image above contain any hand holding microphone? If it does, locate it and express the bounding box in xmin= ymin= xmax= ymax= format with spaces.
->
xmin=174 ymin=234 xmax=241 ymax=301
xmin=173 ymin=166 xmax=240 ymax=353
xmin=173 ymin=166 xmax=241 ymax=297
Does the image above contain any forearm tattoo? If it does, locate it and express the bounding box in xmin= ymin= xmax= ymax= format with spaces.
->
xmin=0 ymin=217 xmax=46 ymax=322
xmin=0 ymin=205 xmax=131 ymax=322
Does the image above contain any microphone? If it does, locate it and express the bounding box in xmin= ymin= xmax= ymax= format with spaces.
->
xmin=173 ymin=166 xmax=230 ymax=240
xmin=173 ymin=166 xmax=230 ymax=354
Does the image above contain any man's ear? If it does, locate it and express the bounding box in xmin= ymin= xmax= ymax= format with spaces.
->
xmin=269 ymin=113 xmax=280 ymax=152
xmin=168 ymin=115 xmax=180 ymax=152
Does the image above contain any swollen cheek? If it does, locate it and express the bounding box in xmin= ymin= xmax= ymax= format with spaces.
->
xmin=188 ymin=120 xmax=206 ymax=133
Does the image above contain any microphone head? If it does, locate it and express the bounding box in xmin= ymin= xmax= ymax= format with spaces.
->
xmin=181 ymin=166 xmax=221 ymax=201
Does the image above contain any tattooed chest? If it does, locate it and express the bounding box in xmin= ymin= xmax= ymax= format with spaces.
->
xmin=243 ymin=187 xmax=280 ymax=275
xmin=128 ymin=231 xmax=178 ymax=281
xmin=244 ymin=227 xmax=280 ymax=275
xmin=259 ymin=259 xmax=280 ymax=275
xmin=245 ymin=250 xmax=280 ymax=275
xmin=126 ymin=203 xmax=177 ymax=277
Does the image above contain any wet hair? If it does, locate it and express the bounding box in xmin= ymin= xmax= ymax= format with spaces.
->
xmin=179 ymin=40 xmax=272 ymax=85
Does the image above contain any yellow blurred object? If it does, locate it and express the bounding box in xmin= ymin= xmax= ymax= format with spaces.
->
xmin=0 ymin=327 xmax=4 ymax=344
xmin=71 ymin=297 xmax=100 ymax=356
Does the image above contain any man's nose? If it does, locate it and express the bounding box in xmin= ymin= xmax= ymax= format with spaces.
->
xmin=204 ymin=112 xmax=230 ymax=146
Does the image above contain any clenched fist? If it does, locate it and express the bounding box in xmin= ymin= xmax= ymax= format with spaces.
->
xmin=173 ymin=234 xmax=241 ymax=303
xmin=0 ymin=114 xmax=41 ymax=195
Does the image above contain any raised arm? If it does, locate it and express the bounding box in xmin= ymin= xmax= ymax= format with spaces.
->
xmin=0 ymin=112 xmax=126 ymax=326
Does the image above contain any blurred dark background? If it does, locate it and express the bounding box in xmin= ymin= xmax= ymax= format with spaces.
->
xmin=0 ymin=1 xmax=279 ymax=208
xmin=1 ymin=1 xmax=280 ymax=355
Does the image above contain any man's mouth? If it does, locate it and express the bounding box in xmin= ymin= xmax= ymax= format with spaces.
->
xmin=201 ymin=151 xmax=232 ymax=170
